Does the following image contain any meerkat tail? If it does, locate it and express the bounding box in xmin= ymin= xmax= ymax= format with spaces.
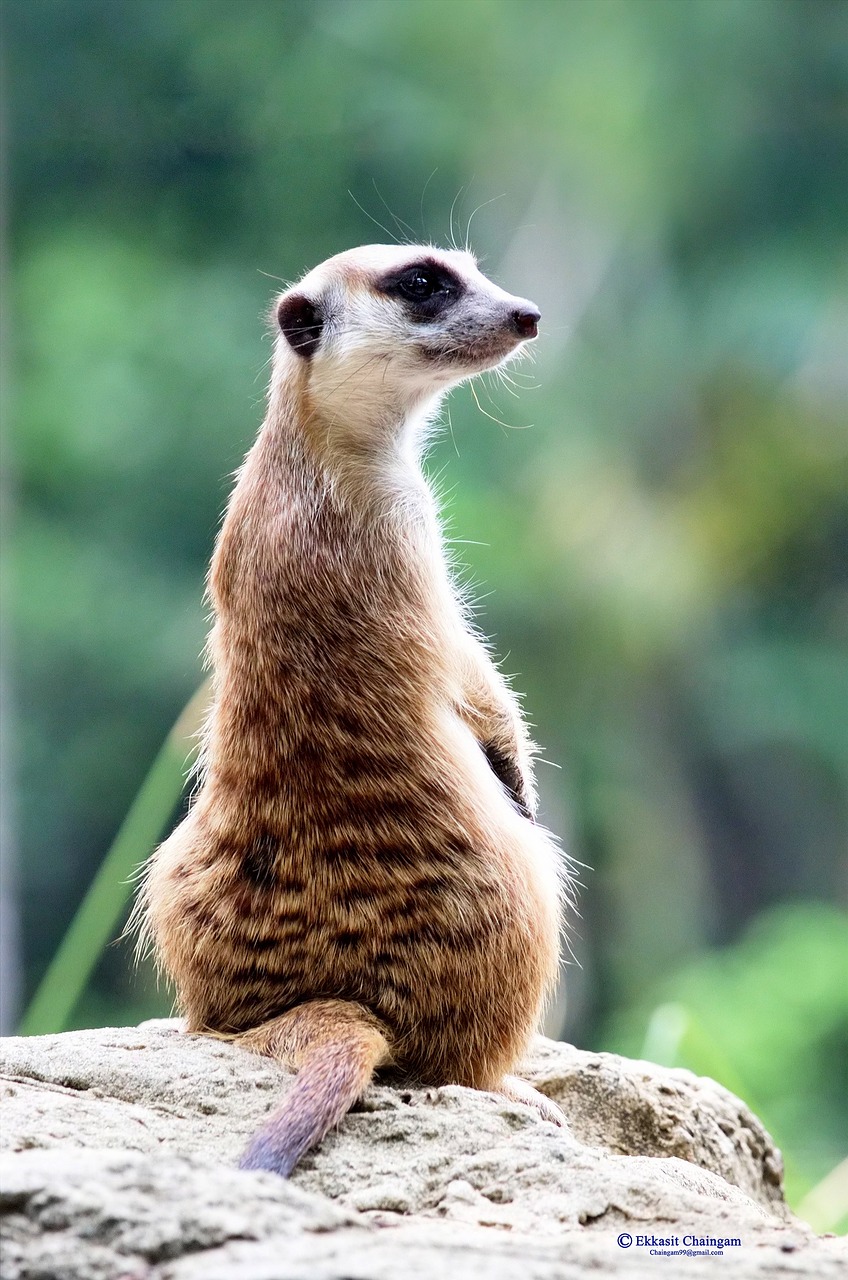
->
xmin=235 ymin=999 xmax=392 ymax=1177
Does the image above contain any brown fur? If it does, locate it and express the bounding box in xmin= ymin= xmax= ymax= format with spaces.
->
xmin=136 ymin=245 xmax=568 ymax=1176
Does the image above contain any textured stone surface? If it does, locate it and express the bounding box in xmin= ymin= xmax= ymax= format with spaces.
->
xmin=0 ymin=1021 xmax=844 ymax=1279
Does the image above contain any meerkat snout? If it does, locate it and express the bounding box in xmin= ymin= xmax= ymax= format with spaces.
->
xmin=512 ymin=305 xmax=541 ymax=338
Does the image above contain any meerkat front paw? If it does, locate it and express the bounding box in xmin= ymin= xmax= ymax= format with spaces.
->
xmin=499 ymin=1074 xmax=567 ymax=1127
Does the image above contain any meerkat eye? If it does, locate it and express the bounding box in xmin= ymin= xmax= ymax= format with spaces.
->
xmin=398 ymin=268 xmax=441 ymax=300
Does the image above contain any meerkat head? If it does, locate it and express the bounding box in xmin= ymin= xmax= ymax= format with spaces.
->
xmin=272 ymin=245 xmax=540 ymax=450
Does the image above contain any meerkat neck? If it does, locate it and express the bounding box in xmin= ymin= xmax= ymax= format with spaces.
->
xmin=266 ymin=378 xmax=441 ymax=522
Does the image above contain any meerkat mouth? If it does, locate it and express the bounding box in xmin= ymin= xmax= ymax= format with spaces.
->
xmin=417 ymin=335 xmax=530 ymax=373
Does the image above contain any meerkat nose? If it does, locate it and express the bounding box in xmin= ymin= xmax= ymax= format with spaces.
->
xmin=512 ymin=305 xmax=541 ymax=339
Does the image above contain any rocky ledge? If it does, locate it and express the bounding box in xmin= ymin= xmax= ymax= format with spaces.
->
xmin=0 ymin=1021 xmax=843 ymax=1278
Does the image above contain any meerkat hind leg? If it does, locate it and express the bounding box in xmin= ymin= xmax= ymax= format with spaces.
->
xmin=236 ymin=999 xmax=392 ymax=1177
xmin=499 ymin=1075 xmax=567 ymax=1127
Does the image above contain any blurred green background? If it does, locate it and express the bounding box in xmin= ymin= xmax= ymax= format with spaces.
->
xmin=2 ymin=0 xmax=846 ymax=1229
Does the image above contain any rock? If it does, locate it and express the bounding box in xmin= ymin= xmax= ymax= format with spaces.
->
xmin=0 ymin=1021 xmax=843 ymax=1279
xmin=523 ymin=1037 xmax=787 ymax=1213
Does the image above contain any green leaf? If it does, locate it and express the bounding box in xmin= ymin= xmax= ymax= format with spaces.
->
xmin=17 ymin=684 xmax=209 ymax=1037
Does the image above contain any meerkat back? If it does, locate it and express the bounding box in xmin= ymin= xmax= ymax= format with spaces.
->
xmin=138 ymin=244 xmax=569 ymax=1177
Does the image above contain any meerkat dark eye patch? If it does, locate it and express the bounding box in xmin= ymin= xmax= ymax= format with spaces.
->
xmin=277 ymin=293 xmax=324 ymax=358
xmin=377 ymin=260 xmax=465 ymax=320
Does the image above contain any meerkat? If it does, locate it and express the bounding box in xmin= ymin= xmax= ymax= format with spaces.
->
xmin=136 ymin=243 xmax=570 ymax=1177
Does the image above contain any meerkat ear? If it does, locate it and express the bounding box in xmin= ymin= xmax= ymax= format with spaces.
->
xmin=277 ymin=293 xmax=324 ymax=358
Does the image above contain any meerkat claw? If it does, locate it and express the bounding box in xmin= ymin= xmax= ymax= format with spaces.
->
xmin=500 ymin=1075 xmax=567 ymax=1127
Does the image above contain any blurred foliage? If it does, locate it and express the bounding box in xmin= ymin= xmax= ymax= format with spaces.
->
xmin=610 ymin=902 xmax=848 ymax=1224
xmin=3 ymin=0 xmax=846 ymax=1223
